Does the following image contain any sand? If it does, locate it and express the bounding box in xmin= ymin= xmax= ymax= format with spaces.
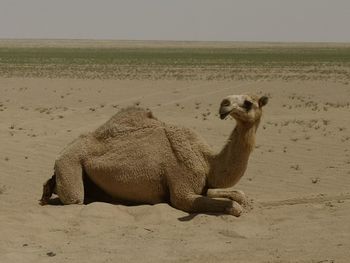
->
xmin=1 ymin=76 xmax=350 ymax=262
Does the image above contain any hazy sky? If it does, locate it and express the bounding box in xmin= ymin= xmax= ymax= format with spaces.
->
xmin=1 ymin=0 xmax=349 ymax=42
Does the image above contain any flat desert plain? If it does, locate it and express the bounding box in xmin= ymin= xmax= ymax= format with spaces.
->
xmin=0 ymin=40 xmax=350 ymax=262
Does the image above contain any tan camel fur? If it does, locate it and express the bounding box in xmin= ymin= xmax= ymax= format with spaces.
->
xmin=41 ymin=94 xmax=268 ymax=216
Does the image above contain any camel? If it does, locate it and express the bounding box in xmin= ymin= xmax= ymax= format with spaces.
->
xmin=40 ymin=94 xmax=268 ymax=216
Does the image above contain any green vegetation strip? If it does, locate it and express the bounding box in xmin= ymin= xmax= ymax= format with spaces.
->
xmin=0 ymin=47 xmax=350 ymax=80
xmin=1 ymin=47 xmax=350 ymax=65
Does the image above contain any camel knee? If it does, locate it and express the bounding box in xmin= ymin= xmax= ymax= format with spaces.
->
xmin=56 ymin=174 xmax=84 ymax=205
xmin=58 ymin=192 xmax=84 ymax=205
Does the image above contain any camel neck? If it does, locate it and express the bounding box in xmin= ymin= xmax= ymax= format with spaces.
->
xmin=208 ymin=122 xmax=258 ymax=188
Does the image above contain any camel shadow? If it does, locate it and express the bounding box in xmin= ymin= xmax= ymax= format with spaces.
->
xmin=177 ymin=213 xmax=199 ymax=221
xmin=177 ymin=212 xmax=227 ymax=222
xmin=42 ymin=197 xmax=63 ymax=206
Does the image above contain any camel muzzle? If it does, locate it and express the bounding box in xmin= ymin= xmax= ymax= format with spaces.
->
xmin=219 ymin=108 xmax=233 ymax=120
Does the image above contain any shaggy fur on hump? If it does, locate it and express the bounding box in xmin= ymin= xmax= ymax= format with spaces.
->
xmin=94 ymin=107 xmax=160 ymax=140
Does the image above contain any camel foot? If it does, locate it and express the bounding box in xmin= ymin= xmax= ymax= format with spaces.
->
xmin=225 ymin=201 xmax=243 ymax=217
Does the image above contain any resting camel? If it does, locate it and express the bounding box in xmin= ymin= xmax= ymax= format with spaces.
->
xmin=41 ymin=94 xmax=268 ymax=216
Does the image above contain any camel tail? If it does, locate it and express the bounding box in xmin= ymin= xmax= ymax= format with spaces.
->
xmin=40 ymin=173 xmax=56 ymax=205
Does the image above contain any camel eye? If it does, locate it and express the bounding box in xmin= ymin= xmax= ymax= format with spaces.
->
xmin=221 ymin=99 xmax=231 ymax=107
xmin=243 ymin=100 xmax=253 ymax=111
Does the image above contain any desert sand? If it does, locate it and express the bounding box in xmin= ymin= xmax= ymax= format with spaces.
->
xmin=1 ymin=42 xmax=350 ymax=262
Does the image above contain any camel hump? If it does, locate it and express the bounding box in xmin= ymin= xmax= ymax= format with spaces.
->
xmin=93 ymin=107 xmax=163 ymax=140
xmin=164 ymin=125 xmax=210 ymax=174
xmin=117 ymin=106 xmax=156 ymax=120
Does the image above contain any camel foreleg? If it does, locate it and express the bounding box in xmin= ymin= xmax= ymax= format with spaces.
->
xmin=207 ymin=189 xmax=247 ymax=206
xmin=171 ymin=192 xmax=243 ymax=217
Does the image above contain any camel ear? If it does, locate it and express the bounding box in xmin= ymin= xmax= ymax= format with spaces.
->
xmin=258 ymin=96 xmax=269 ymax=107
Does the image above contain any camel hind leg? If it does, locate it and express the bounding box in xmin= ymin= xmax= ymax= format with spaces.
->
xmin=54 ymin=156 xmax=85 ymax=205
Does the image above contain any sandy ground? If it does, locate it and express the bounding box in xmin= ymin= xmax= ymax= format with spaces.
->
xmin=1 ymin=77 xmax=350 ymax=262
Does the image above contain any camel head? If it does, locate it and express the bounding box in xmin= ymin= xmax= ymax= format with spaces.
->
xmin=219 ymin=94 xmax=268 ymax=124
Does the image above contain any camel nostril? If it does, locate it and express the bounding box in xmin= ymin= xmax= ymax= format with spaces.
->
xmin=221 ymin=99 xmax=230 ymax=107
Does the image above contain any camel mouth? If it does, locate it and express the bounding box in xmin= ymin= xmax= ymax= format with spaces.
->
xmin=220 ymin=111 xmax=232 ymax=120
